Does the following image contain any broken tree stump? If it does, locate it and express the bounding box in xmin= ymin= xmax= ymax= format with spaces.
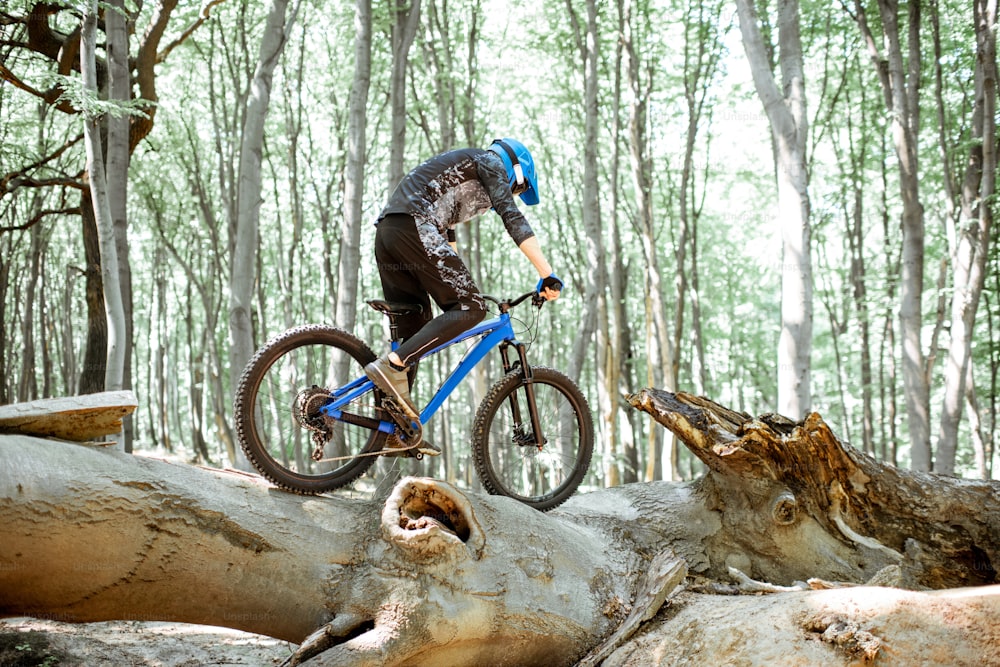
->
xmin=628 ymin=388 xmax=1000 ymax=589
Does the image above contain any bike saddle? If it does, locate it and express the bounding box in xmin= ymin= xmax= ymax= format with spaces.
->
xmin=366 ymin=299 xmax=423 ymax=316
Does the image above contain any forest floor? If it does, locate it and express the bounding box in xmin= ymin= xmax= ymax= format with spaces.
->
xmin=0 ymin=617 xmax=291 ymax=666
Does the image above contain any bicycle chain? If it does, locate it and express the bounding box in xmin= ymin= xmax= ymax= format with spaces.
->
xmin=294 ymin=386 xmax=425 ymax=463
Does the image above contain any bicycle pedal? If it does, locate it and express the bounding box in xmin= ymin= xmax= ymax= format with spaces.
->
xmin=383 ymin=399 xmax=421 ymax=439
xmin=417 ymin=442 xmax=441 ymax=457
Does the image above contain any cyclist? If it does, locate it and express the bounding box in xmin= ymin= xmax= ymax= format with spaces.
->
xmin=365 ymin=138 xmax=563 ymax=448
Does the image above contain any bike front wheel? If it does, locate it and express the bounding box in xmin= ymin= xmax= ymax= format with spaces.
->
xmin=472 ymin=366 xmax=594 ymax=511
xmin=234 ymin=324 xmax=386 ymax=494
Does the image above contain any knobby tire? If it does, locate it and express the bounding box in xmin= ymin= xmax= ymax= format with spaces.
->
xmin=234 ymin=324 xmax=387 ymax=495
xmin=472 ymin=366 xmax=594 ymax=511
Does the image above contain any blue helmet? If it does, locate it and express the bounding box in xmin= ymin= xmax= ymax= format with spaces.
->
xmin=488 ymin=138 xmax=539 ymax=205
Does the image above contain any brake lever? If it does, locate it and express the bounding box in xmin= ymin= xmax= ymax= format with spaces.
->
xmin=532 ymin=291 xmax=546 ymax=308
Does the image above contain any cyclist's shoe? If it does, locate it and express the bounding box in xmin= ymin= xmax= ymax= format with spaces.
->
xmin=366 ymin=357 xmax=420 ymax=425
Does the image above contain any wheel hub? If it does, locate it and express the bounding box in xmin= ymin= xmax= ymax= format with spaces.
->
xmin=294 ymin=386 xmax=335 ymax=461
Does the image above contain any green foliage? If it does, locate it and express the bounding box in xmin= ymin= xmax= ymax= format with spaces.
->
xmin=40 ymin=73 xmax=155 ymax=120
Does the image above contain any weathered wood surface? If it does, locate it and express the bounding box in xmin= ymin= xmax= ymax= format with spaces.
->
xmin=3 ymin=390 xmax=1000 ymax=666
xmin=0 ymin=435 xmax=645 ymax=666
xmin=628 ymin=388 xmax=1000 ymax=589
xmin=0 ymin=391 xmax=137 ymax=441
xmin=601 ymin=585 xmax=1000 ymax=666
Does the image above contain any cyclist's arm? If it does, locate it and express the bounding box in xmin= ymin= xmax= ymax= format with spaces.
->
xmin=518 ymin=236 xmax=560 ymax=300
xmin=478 ymin=152 xmax=535 ymax=245
xmin=518 ymin=236 xmax=552 ymax=277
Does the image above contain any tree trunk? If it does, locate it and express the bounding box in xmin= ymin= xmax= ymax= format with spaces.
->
xmin=735 ymin=0 xmax=813 ymax=419
xmin=0 ymin=437 xmax=651 ymax=665
xmin=935 ymin=0 xmax=997 ymax=475
xmin=850 ymin=0 xmax=930 ymax=468
xmin=332 ymin=0 xmax=371 ymax=336
xmin=623 ymin=0 xmax=673 ymax=481
xmin=387 ymin=0 xmax=421 ymax=190
xmin=229 ymin=0 xmax=298 ymax=462
xmin=18 ymin=220 xmax=42 ymax=402
xmin=600 ymin=584 xmax=1000 ymax=666
xmin=575 ymin=0 xmax=608 ymax=428
xmin=2 ymin=390 xmax=999 ymax=665
xmin=628 ymin=389 xmax=999 ymax=589
xmin=78 ymin=193 xmax=106 ymax=395
xmin=604 ymin=0 xmax=629 ymax=486
xmin=0 ymin=392 xmax=136 ymax=441
xmin=106 ymin=0 xmax=134 ymax=451
xmin=80 ymin=0 xmax=127 ymax=409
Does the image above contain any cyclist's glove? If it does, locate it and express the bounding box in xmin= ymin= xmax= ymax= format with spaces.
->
xmin=536 ymin=273 xmax=564 ymax=294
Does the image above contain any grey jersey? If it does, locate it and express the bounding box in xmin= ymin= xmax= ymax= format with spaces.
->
xmin=377 ymin=148 xmax=535 ymax=247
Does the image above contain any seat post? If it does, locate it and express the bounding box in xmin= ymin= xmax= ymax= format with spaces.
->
xmin=365 ymin=299 xmax=424 ymax=346
xmin=387 ymin=316 xmax=402 ymax=344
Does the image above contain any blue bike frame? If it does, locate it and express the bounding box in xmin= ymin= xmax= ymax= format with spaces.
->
xmin=320 ymin=310 xmax=518 ymax=435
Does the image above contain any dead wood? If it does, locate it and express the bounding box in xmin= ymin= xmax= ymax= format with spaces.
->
xmin=0 ymin=391 xmax=136 ymax=441
xmin=628 ymin=388 xmax=1000 ymax=589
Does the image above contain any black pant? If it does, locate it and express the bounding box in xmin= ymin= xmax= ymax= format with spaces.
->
xmin=374 ymin=215 xmax=487 ymax=366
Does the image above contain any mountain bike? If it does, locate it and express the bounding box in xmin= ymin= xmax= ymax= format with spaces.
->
xmin=234 ymin=291 xmax=593 ymax=511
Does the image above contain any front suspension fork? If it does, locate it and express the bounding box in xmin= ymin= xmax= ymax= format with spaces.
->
xmin=499 ymin=342 xmax=546 ymax=448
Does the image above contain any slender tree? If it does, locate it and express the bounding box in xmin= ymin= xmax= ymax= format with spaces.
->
xmin=560 ymin=0 xmax=608 ymax=464
xmin=848 ymin=0 xmax=930 ymax=469
xmin=333 ymin=0 xmax=372 ymax=335
xmin=79 ymin=0 xmax=126 ymax=404
xmin=735 ymin=0 xmax=814 ymax=419
xmin=621 ymin=0 xmax=673 ymax=480
xmin=387 ymin=0 xmax=422 ymax=189
xmin=229 ymin=0 xmax=300 ymax=463
xmin=935 ymin=0 xmax=997 ymax=475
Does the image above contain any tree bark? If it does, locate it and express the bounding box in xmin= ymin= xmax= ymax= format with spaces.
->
xmin=229 ymin=0 xmax=299 ymax=464
xmin=2 ymin=390 xmax=999 ymax=665
xmin=935 ymin=0 xmax=997 ymax=475
xmin=387 ymin=0 xmax=421 ymax=190
xmin=332 ymin=0 xmax=371 ymax=338
xmin=78 ymin=193 xmax=107 ymax=395
xmin=735 ymin=0 xmax=813 ymax=419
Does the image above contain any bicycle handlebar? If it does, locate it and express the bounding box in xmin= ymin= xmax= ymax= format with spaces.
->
xmin=482 ymin=291 xmax=545 ymax=313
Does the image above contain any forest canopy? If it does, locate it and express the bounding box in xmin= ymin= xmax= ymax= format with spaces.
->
xmin=0 ymin=0 xmax=996 ymax=491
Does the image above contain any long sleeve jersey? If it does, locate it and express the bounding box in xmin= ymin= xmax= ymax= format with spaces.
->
xmin=376 ymin=148 xmax=535 ymax=247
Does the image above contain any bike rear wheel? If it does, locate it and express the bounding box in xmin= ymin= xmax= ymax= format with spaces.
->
xmin=472 ymin=366 xmax=594 ymax=511
xmin=234 ymin=324 xmax=387 ymax=494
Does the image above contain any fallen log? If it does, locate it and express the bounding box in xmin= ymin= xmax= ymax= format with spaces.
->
xmin=2 ymin=389 xmax=999 ymax=666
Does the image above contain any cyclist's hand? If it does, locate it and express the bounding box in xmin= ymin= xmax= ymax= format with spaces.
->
xmin=536 ymin=273 xmax=564 ymax=301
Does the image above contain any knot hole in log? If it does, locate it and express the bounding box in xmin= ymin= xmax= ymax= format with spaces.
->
xmin=398 ymin=491 xmax=471 ymax=543
xmin=771 ymin=491 xmax=799 ymax=526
